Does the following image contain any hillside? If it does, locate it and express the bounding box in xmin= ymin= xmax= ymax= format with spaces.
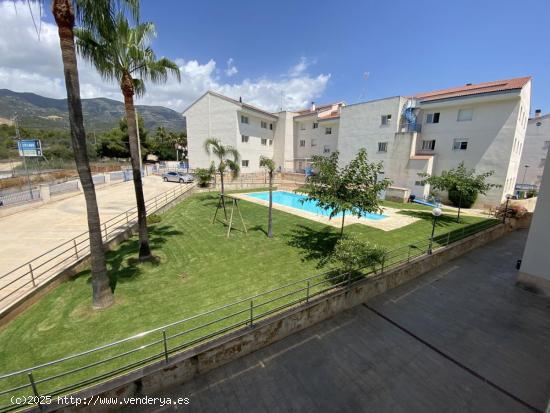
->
xmin=0 ymin=89 xmax=186 ymax=132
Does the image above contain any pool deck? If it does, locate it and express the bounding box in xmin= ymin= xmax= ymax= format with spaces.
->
xmin=233 ymin=191 xmax=420 ymax=231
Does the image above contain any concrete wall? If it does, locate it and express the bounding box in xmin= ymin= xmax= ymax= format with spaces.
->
xmin=516 ymin=114 xmax=550 ymax=188
xmin=518 ymin=153 xmax=550 ymax=296
xmin=42 ymin=221 xmax=524 ymax=413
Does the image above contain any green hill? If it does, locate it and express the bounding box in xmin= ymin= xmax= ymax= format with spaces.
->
xmin=0 ymin=89 xmax=186 ymax=132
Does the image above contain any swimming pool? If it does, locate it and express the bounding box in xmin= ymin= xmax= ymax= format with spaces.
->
xmin=246 ymin=191 xmax=387 ymax=220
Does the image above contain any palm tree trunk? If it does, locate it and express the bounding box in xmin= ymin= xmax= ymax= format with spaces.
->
xmin=267 ymin=171 xmax=273 ymax=238
xmin=219 ymin=171 xmax=227 ymax=219
xmin=220 ymin=171 xmax=225 ymax=196
xmin=52 ymin=0 xmax=113 ymax=308
xmin=340 ymin=210 xmax=346 ymax=238
xmin=122 ymin=89 xmax=152 ymax=260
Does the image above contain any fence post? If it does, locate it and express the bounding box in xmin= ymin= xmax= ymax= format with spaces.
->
xmin=28 ymin=372 xmax=40 ymax=400
xmin=28 ymin=263 xmax=36 ymax=287
xmin=249 ymin=301 xmax=254 ymax=327
xmin=73 ymin=239 xmax=79 ymax=259
xmin=306 ymin=280 xmax=310 ymax=303
xmin=162 ymin=330 xmax=169 ymax=363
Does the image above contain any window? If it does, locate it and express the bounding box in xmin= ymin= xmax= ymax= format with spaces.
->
xmin=540 ymin=158 xmax=547 ymax=168
xmin=261 ymin=121 xmax=267 ymax=129
xmin=261 ymin=138 xmax=267 ymax=146
xmin=414 ymin=181 xmax=424 ymax=186
xmin=269 ymin=139 xmax=273 ymax=146
xmin=241 ymin=135 xmax=249 ymax=143
xmin=241 ymin=115 xmax=249 ymax=124
xmin=381 ymin=114 xmax=392 ymax=125
xmin=242 ymin=160 xmax=249 ymax=167
xmin=311 ymin=139 xmax=317 ymax=147
xmin=377 ymin=142 xmax=388 ymax=152
xmin=269 ymin=123 xmax=273 ymax=130
xmin=453 ymin=138 xmax=468 ymax=150
xmin=313 ymin=122 xmax=319 ymax=129
xmin=536 ymin=121 xmax=543 ymax=127
xmin=421 ymin=140 xmax=436 ymax=151
xmin=543 ymin=141 xmax=550 ymax=150
xmin=325 ymin=127 xmax=332 ymax=135
xmin=426 ymin=112 xmax=440 ymax=124
xmin=300 ymin=123 xmax=306 ymax=130
xmin=457 ymin=108 xmax=473 ymax=122
xmin=323 ymin=145 xmax=331 ymax=154
xmin=299 ymin=140 xmax=306 ymax=147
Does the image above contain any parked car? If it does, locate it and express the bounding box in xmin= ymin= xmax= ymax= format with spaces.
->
xmin=162 ymin=171 xmax=194 ymax=183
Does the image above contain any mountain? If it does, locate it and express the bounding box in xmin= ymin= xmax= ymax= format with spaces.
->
xmin=0 ymin=89 xmax=186 ymax=132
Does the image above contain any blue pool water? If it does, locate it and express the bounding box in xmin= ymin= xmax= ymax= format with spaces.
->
xmin=246 ymin=191 xmax=387 ymax=221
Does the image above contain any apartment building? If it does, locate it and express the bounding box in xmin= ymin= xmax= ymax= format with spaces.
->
xmin=515 ymin=110 xmax=550 ymax=191
xmin=184 ymin=76 xmax=532 ymax=207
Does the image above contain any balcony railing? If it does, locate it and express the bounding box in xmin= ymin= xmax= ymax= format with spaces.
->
xmin=401 ymin=122 xmax=422 ymax=133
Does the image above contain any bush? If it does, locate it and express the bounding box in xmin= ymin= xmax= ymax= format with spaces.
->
xmin=195 ymin=168 xmax=213 ymax=187
xmin=329 ymin=235 xmax=387 ymax=280
xmin=448 ymin=187 xmax=477 ymax=208
xmin=147 ymin=214 xmax=162 ymax=225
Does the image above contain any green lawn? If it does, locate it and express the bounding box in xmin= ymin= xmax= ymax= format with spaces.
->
xmin=0 ymin=192 xmax=494 ymax=402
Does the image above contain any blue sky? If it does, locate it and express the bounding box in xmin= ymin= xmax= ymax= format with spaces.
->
xmin=2 ymin=0 xmax=549 ymax=113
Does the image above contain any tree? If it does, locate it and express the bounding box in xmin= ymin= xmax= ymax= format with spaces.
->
xmin=50 ymin=0 xmax=139 ymax=309
xmin=259 ymin=156 xmax=276 ymax=238
xmin=303 ymin=149 xmax=391 ymax=237
xmin=203 ymin=138 xmax=240 ymax=196
xmin=419 ymin=162 xmax=500 ymax=222
xmin=76 ymin=15 xmax=180 ymax=260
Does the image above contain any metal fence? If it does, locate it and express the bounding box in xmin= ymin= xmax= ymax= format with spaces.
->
xmin=0 ymin=184 xmax=195 ymax=316
xmin=0 ymin=218 xmax=500 ymax=411
xmin=0 ymin=189 xmax=41 ymax=207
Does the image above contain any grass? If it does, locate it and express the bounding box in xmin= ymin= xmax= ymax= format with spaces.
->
xmin=0 ymin=192 xmax=494 ymax=401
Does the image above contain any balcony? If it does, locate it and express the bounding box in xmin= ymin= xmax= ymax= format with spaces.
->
xmin=400 ymin=122 xmax=422 ymax=133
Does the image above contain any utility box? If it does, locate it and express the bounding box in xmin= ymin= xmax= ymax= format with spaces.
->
xmin=385 ymin=186 xmax=411 ymax=203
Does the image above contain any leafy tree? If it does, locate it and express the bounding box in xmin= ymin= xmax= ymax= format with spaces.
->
xmin=303 ymin=149 xmax=391 ymax=237
xmin=76 ymin=14 xmax=180 ymax=261
xmin=203 ymin=138 xmax=240 ymax=196
xmin=419 ymin=162 xmax=500 ymax=222
xmin=49 ymin=0 xmax=139 ymax=308
xmin=259 ymin=156 xmax=276 ymax=238
xmin=195 ymin=164 xmax=215 ymax=187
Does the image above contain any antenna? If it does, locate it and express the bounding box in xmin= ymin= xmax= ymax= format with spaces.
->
xmin=359 ymin=71 xmax=370 ymax=101
xmin=280 ymin=90 xmax=284 ymax=111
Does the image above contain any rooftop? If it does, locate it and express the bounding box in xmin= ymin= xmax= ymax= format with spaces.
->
xmin=415 ymin=76 xmax=531 ymax=102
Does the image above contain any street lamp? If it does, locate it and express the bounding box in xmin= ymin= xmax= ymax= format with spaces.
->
xmin=428 ymin=207 xmax=442 ymax=254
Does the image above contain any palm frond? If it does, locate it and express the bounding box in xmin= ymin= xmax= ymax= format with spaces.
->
xmin=226 ymin=159 xmax=240 ymax=178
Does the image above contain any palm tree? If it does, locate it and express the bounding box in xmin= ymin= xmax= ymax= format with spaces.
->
xmin=203 ymin=138 xmax=240 ymax=196
xmin=259 ymin=156 xmax=276 ymax=238
xmin=75 ymin=14 xmax=181 ymax=261
xmin=50 ymin=0 xmax=138 ymax=309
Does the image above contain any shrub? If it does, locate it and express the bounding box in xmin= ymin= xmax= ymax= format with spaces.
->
xmin=448 ymin=186 xmax=477 ymax=208
xmin=195 ymin=168 xmax=213 ymax=187
xmin=329 ymin=235 xmax=387 ymax=280
xmin=147 ymin=214 xmax=162 ymax=225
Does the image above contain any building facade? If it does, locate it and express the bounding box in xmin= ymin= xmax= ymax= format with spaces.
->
xmin=515 ymin=110 xmax=550 ymax=191
xmin=184 ymin=77 xmax=532 ymax=207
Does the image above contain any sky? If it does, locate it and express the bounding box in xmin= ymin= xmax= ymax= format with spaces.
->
xmin=0 ymin=0 xmax=548 ymax=114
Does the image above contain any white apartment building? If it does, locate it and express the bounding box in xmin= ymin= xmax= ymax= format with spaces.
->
xmin=184 ymin=76 xmax=532 ymax=207
xmin=515 ymin=110 xmax=550 ymax=191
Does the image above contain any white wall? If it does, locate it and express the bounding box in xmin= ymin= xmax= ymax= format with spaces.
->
xmin=294 ymin=115 xmax=340 ymax=165
xmin=518 ymin=151 xmax=550 ymax=296
xmin=516 ymin=115 xmax=550 ymax=188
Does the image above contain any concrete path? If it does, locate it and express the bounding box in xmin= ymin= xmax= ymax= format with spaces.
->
xmin=133 ymin=230 xmax=550 ymax=413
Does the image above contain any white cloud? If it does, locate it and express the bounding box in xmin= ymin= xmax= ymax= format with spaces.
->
xmin=224 ymin=58 xmax=238 ymax=77
xmin=0 ymin=1 xmax=330 ymax=113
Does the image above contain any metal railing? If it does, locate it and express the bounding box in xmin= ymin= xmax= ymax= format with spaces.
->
xmin=0 ymin=217 xmax=500 ymax=411
xmin=0 ymin=183 xmax=195 ymax=314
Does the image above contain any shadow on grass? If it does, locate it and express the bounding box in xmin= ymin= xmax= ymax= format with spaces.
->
xmin=397 ymin=210 xmax=459 ymax=227
xmin=75 ymin=224 xmax=183 ymax=292
xmin=285 ymin=224 xmax=340 ymax=268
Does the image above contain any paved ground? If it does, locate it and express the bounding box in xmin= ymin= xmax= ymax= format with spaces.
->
xmin=0 ymin=176 xmax=175 ymax=275
xmin=134 ymin=230 xmax=550 ymax=413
